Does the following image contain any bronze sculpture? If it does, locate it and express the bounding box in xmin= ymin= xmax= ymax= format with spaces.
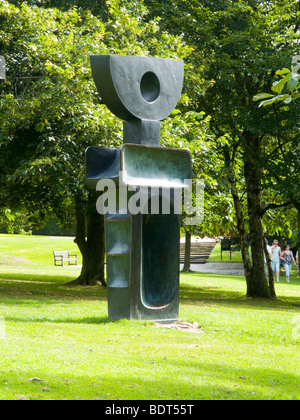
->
xmin=86 ymin=55 xmax=191 ymax=320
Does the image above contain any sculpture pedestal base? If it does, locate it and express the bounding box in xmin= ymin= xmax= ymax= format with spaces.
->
xmin=105 ymin=197 xmax=180 ymax=321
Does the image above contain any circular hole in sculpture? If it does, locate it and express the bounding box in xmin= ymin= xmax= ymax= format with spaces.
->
xmin=140 ymin=71 xmax=160 ymax=103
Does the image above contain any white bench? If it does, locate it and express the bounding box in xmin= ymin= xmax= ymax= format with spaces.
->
xmin=53 ymin=251 xmax=78 ymax=267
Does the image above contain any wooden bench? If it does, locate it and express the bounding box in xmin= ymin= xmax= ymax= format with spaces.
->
xmin=53 ymin=251 xmax=78 ymax=267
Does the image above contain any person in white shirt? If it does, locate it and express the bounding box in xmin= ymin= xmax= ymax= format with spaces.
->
xmin=271 ymin=239 xmax=281 ymax=282
xmin=264 ymin=238 xmax=272 ymax=275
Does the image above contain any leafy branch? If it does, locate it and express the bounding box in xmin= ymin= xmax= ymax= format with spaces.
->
xmin=253 ymin=67 xmax=300 ymax=107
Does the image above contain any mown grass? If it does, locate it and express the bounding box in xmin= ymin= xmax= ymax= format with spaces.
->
xmin=207 ymin=242 xmax=243 ymax=262
xmin=0 ymin=234 xmax=82 ymax=267
xmin=0 ymin=235 xmax=299 ymax=400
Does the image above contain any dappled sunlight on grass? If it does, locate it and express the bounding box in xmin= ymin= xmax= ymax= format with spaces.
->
xmin=0 ymin=236 xmax=299 ymax=400
xmin=180 ymin=272 xmax=300 ymax=309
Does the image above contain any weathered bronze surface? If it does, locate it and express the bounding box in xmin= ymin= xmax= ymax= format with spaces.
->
xmin=120 ymin=144 xmax=191 ymax=189
xmin=90 ymin=55 xmax=184 ymax=122
xmin=86 ymin=55 xmax=191 ymax=321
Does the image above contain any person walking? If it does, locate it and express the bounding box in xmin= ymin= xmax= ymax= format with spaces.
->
xmin=280 ymin=245 xmax=295 ymax=283
xmin=264 ymin=238 xmax=272 ymax=275
xmin=271 ymin=240 xmax=281 ymax=282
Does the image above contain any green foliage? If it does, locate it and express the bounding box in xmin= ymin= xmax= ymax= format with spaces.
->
xmin=254 ymin=66 xmax=300 ymax=107
xmin=0 ymin=0 xmax=193 ymax=230
xmin=0 ymin=208 xmax=32 ymax=234
xmin=1 ymin=0 xmax=299 ymax=247
xmin=253 ymin=58 xmax=300 ymax=245
xmin=0 ymin=1 xmax=117 ymax=225
xmin=9 ymin=0 xmax=109 ymax=18
xmin=147 ymin=0 xmax=300 ymax=241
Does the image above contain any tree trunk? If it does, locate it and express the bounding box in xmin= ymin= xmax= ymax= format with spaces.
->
xmin=232 ymin=192 xmax=252 ymax=289
xmin=67 ymin=194 xmax=106 ymax=286
xmin=224 ymin=143 xmax=253 ymax=291
xmin=264 ymin=239 xmax=276 ymax=298
xmin=296 ymin=205 xmax=300 ymax=277
xmin=182 ymin=229 xmax=191 ymax=272
xmin=243 ymin=131 xmax=274 ymax=299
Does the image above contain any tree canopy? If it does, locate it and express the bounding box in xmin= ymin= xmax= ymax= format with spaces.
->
xmin=1 ymin=0 xmax=299 ymax=294
xmin=144 ymin=0 xmax=300 ymax=296
xmin=0 ymin=0 xmax=194 ymax=284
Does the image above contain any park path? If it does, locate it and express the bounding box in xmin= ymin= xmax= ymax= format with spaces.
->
xmin=180 ymin=262 xmax=245 ymax=275
xmin=180 ymin=237 xmax=245 ymax=275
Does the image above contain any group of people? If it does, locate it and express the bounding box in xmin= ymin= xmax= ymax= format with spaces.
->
xmin=266 ymin=239 xmax=299 ymax=283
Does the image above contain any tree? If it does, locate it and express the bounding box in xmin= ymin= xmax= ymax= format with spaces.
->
xmin=254 ymin=65 xmax=300 ymax=107
xmin=145 ymin=0 xmax=300 ymax=298
xmin=8 ymin=0 xmax=109 ymax=18
xmin=161 ymin=110 xmax=222 ymax=272
xmin=1 ymin=0 xmax=194 ymax=284
xmin=0 ymin=2 xmax=119 ymax=285
xmin=254 ymin=62 xmax=300 ymax=274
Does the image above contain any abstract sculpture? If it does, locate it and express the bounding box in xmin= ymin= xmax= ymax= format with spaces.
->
xmin=86 ymin=55 xmax=191 ymax=320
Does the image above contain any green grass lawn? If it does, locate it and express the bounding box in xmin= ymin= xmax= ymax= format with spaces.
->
xmin=207 ymin=242 xmax=243 ymax=262
xmin=0 ymin=234 xmax=82 ymax=267
xmin=0 ymin=235 xmax=299 ymax=400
